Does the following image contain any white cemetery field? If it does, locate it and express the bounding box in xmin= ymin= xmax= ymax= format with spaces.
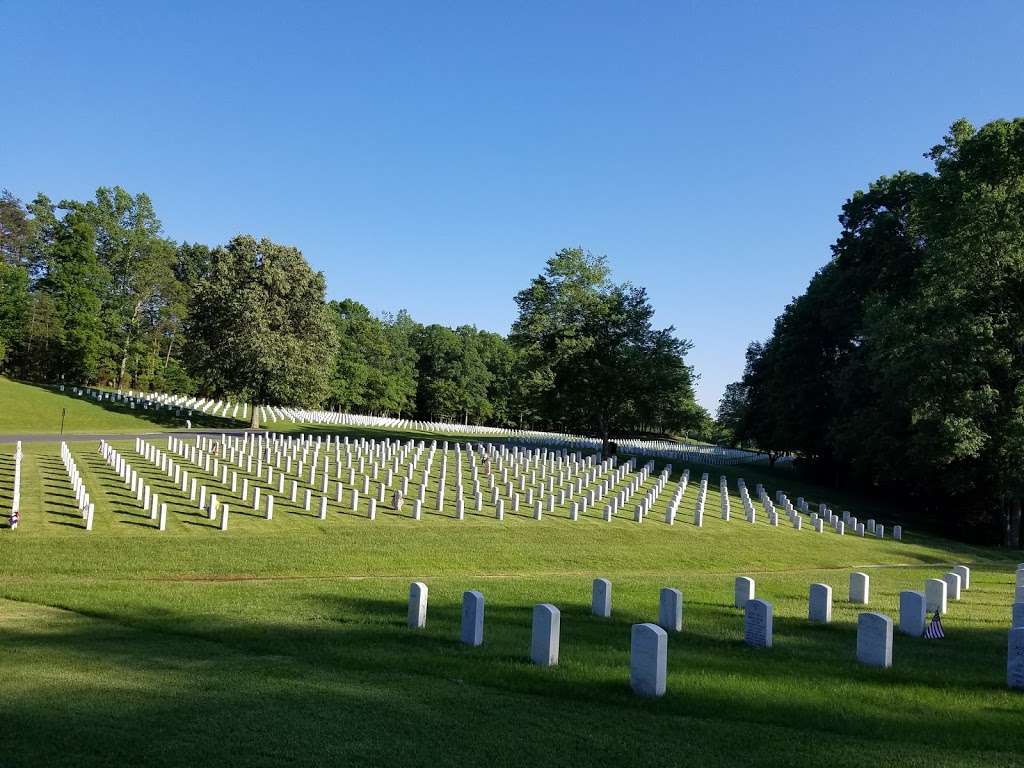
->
xmin=0 ymin=386 xmax=1023 ymax=767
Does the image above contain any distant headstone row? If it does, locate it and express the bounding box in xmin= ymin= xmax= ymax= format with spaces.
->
xmin=54 ymin=433 xmax=903 ymax=542
xmin=71 ymin=385 xmax=247 ymax=420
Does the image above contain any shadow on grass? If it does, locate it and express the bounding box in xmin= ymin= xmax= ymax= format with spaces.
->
xmin=0 ymin=590 xmax=1020 ymax=768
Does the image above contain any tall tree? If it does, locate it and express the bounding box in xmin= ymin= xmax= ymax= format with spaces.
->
xmin=185 ymin=235 xmax=338 ymax=406
xmin=511 ymin=248 xmax=699 ymax=452
xmin=38 ymin=213 xmax=106 ymax=381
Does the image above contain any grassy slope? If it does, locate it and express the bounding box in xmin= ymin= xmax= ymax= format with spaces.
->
xmin=0 ymin=377 xmax=243 ymax=436
xmin=0 ymin=438 xmax=1021 ymax=768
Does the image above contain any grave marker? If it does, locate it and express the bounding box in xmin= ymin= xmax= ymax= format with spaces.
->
xmin=658 ymin=587 xmax=683 ymax=633
xmin=925 ymin=578 xmax=948 ymax=615
xmin=592 ymin=578 xmax=612 ymax=618
xmin=857 ymin=612 xmax=893 ymax=668
xmin=630 ymin=623 xmax=667 ymax=698
xmin=531 ymin=604 xmax=560 ymax=667
xmin=461 ymin=590 xmax=485 ymax=646
xmin=1010 ymin=628 xmax=1024 ymax=690
xmin=899 ymin=590 xmax=926 ymax=636
xmin=408 ymin=582 xmax=428 ymax=629
xmin=849 ymin=572 xmax=870 ymax=605
xmin=735 ymin=577 xmax=755 ymax=609
xmin=808 ymin=583 xmax=832 ymax=623
xmin=744 ymin=599 xmax=773 ymax=648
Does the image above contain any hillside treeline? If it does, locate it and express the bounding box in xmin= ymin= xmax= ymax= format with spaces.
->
xmin=718 ymin=118 xmax=1024 ymax=545
xmin=0 ymin=194 xmax=705 ymax=444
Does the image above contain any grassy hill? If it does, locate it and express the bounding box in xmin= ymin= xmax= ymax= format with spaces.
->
xmin=0 ymin=436 xmax=1020 ymax=767
xmin=0 ymin=377 xmax=244 ymax=436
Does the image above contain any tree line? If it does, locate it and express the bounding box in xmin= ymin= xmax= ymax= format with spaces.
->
xmin=716 ymin=117 xmax=1024 ymax=546
xmin=0 ymin=192 xmax=706 ymax=446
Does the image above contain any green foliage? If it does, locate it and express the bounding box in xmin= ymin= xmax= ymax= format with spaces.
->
xmin=186 ymin=235 xmax=338 ymax=407
xmin=511 ymin=248 xmax=702 ymax=444
xmin=0 ymin=262 xmax=30 ymax=371
xmin=38 ymin=213 xmax=106 ymax=382
xmin=737 ymin=117 xmax=1024 ymax=543
xmin=328 ymin=299 xmax=417 ymax=416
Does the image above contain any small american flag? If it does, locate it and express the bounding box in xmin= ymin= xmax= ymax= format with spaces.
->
xmin=923 ymin=609 xmax=944 ymax=639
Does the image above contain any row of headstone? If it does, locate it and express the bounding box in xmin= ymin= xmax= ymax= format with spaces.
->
xmin=100 ymin=441 xmax=168 ymax=530
xmin=8 ymin=441 xmax=22 ymax=521
xmin=262 ymin=404 xmax=782 ymax=466
xmin=61 ymin=442 xmax=94 ymax=530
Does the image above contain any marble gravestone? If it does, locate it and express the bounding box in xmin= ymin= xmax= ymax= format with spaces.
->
xmin=944 ymin=572 xmax=962 ymax=601
xmin=735 ymin=577 xmax=755 ymax=609
xmin=531 ymin=603 xmax=560 ymax=667
xmin=408 ymin=581 xmax=428 ymax=629
xmin=1008 ymin=627 xmax=1024 ymax=691
xmin=630 ymin=623 xmax=667 ymax=698
xmin=808 ymin=583 xmax=832 ymax=624
xmin=744 ymin=599 xmax=773 ymax=648
xmin=658 ymin=587 xmax=683 ymax=633
xmin=899 ymin=590 xmax=927 ymax=636
xmin=857 ymin=612 xmax=893 ymax=668
xmin=461 ymin=590 xmax=484 ymax=646
xmin=952 ymin=565 xmax=970 ymax=590
xmin=925 ymin=578 xmax=948 ymax=615
xmin=592 ymin=578 xmax=612 ymax=618
xmin=1013 ymin=602 xmax=1024 ymax=630
xmin=849 ymin=572 xmax=870 ymax=605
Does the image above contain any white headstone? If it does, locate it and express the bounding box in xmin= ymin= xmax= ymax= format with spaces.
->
xmin=808 ymin=583 xmax=832 ymax=623
xmin=849 ymin=572 xmax=870 ymax=605
xmin=925 ymin=578 xmax=948 ymax=615
xmin=857 ymin=612 xmax=893 ymax=668
xmin=658 ymin=587 xmax=683 ymax=633
xmin=461 ymin=590 xmax=484 ymax=646
xmin=899 ymin=590 xmax=926 ymax=636
xmin=1008 ymin=627 xmax=1024 ymax=690
xmin=944 ymin=572 xmax=962 ymax=601
xmin=531 ymin=603 xmax=560 ymax=667
xmin=735 ymin=577 xmax=755 ymax=609
xmin=744 ymin=599 xmax=773 ymax=648
xmin=952 ymin=565 xmax=970 ymax=590
xmin=1013 ymin=602 xmax=1024 ymax=629
xmin=592 ymin=578 xmax=612 ymax=618
xmin=408 ymin=582 xmax=428 ymax=629
xmin=630 ymin=623 xmax=667 ymax=698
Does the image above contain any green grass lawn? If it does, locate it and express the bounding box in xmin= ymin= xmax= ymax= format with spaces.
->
xmin=0 ymin=377 xmax=244 ymax=436
xmin=0 ymin=436 xmax=1021 ymax=767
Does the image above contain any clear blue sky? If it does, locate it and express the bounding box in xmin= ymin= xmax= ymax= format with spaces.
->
xmin=3 ymin=2 xmax=1022 ymax=410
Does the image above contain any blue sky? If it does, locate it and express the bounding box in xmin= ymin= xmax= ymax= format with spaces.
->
xmin=3 ymin=2 xmax=1022 ymax=410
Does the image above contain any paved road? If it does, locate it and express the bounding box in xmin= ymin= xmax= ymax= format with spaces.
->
xmin=0 ymin=428 xmax=265 ymax=444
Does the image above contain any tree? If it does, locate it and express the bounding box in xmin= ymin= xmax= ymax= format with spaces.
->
xmin=739 ymin=117 xmax=1024 ymax=545
xmin=38 ymin=213 xmax=106 ymax=382
xmin=0 ymin=262 xmax=30 ymax=370
xmin=186 ymin=236 xmax=338 ymax=406
xmin=66 ymin=187 xmax=181 ymax=388
xmin=716 ymin=381 xmax=749 ymax=446
xmin=327 ymin=299 xmax=418 ymax=416
xmin=511 ymin=248 xmax=699 ymax=452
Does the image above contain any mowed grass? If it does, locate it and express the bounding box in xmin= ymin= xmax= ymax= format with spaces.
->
xmin=0 ymin=377 xmax=244 ymax=436
xmin=0 ymin=437 xmax=1021 ymax=768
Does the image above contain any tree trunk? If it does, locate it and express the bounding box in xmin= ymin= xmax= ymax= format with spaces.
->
xmin=1007 ymin=496 xmax=1022 ymax=548
xmin=164 ymin=332 xmax=174 ymax=369
xmin=116 ymin=301 xmax=143 ymax=390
